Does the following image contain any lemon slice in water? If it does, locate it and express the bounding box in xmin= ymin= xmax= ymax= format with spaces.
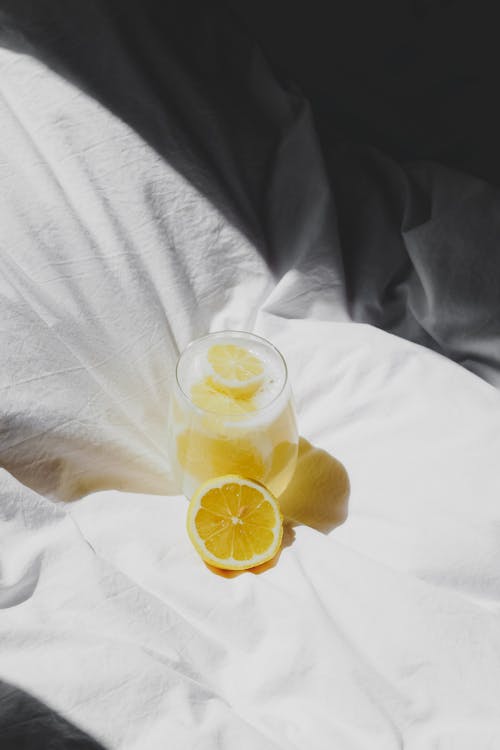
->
xmin=207 ymin=343 xmax=264 ymax=398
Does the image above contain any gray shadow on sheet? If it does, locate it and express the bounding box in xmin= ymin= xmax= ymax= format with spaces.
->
xmin=207 ymin=437 xmax=349 ymax=578
xmin=0 ymin=679 xmax=107 ymax=750
xmin=0 ymin=0 xmax=282 ymax=260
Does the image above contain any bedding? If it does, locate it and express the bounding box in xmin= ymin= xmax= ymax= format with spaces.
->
xmin=2 ymin=3 xmax=500 ymax=749
xmin=2 ymin=322 xmax=500 ymax=749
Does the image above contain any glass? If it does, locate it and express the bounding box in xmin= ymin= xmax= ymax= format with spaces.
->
xmin=168 ymin=331 xmax=298 ymax=499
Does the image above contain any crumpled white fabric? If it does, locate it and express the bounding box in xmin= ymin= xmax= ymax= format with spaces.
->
xmin=2 ymin=45 xmax=500 ymax=750
xmin=0 ymin=45 xmax=270 ymax=501
xmin=0 ymin=44 xmax=343 ymax=503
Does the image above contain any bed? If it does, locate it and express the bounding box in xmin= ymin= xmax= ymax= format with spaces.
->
xmin=2 ymin=2 xmax=500 ymax=748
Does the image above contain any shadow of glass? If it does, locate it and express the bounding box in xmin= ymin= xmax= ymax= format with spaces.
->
xmin=279 ymin=437 xmax=350 ymax=533
xmin=206 ymin=436 xmax=349 ymax=577
xmin=0 ymin=679 xmax=107 ymax=750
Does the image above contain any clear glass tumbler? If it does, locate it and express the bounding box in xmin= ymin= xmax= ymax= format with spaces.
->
xmin=168 ymin=331 xmax=298 ymax=499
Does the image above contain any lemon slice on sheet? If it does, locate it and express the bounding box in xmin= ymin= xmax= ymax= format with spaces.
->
xmin=207 ymin=344 xmax=264 ymax=398
xmin=187 ymin=476 xmax=283 ymax=570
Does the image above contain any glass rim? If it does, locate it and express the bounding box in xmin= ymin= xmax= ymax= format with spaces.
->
xmin=175 ymin=329 xmax=289 ymax=417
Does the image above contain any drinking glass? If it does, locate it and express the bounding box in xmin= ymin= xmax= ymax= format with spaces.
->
xmin=168 ymin=331 xmax=298 ymax=499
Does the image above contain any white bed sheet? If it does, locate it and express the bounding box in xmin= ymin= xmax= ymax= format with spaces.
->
xmin=71 ymin=319 xmax=500 ymax=750
xmin=2 ymin=319 xmax=500 ymax=749
xmin=2 ymin=45 xmax=500 ymax=750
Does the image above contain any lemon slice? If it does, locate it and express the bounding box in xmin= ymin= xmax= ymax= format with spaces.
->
xmin=187 ymin=476 xmax=283 ymax=570
xmin=207 ymin=344 xmax=264 ymax=398
xmin=190 ymin=376 xmax=256 ymax=415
